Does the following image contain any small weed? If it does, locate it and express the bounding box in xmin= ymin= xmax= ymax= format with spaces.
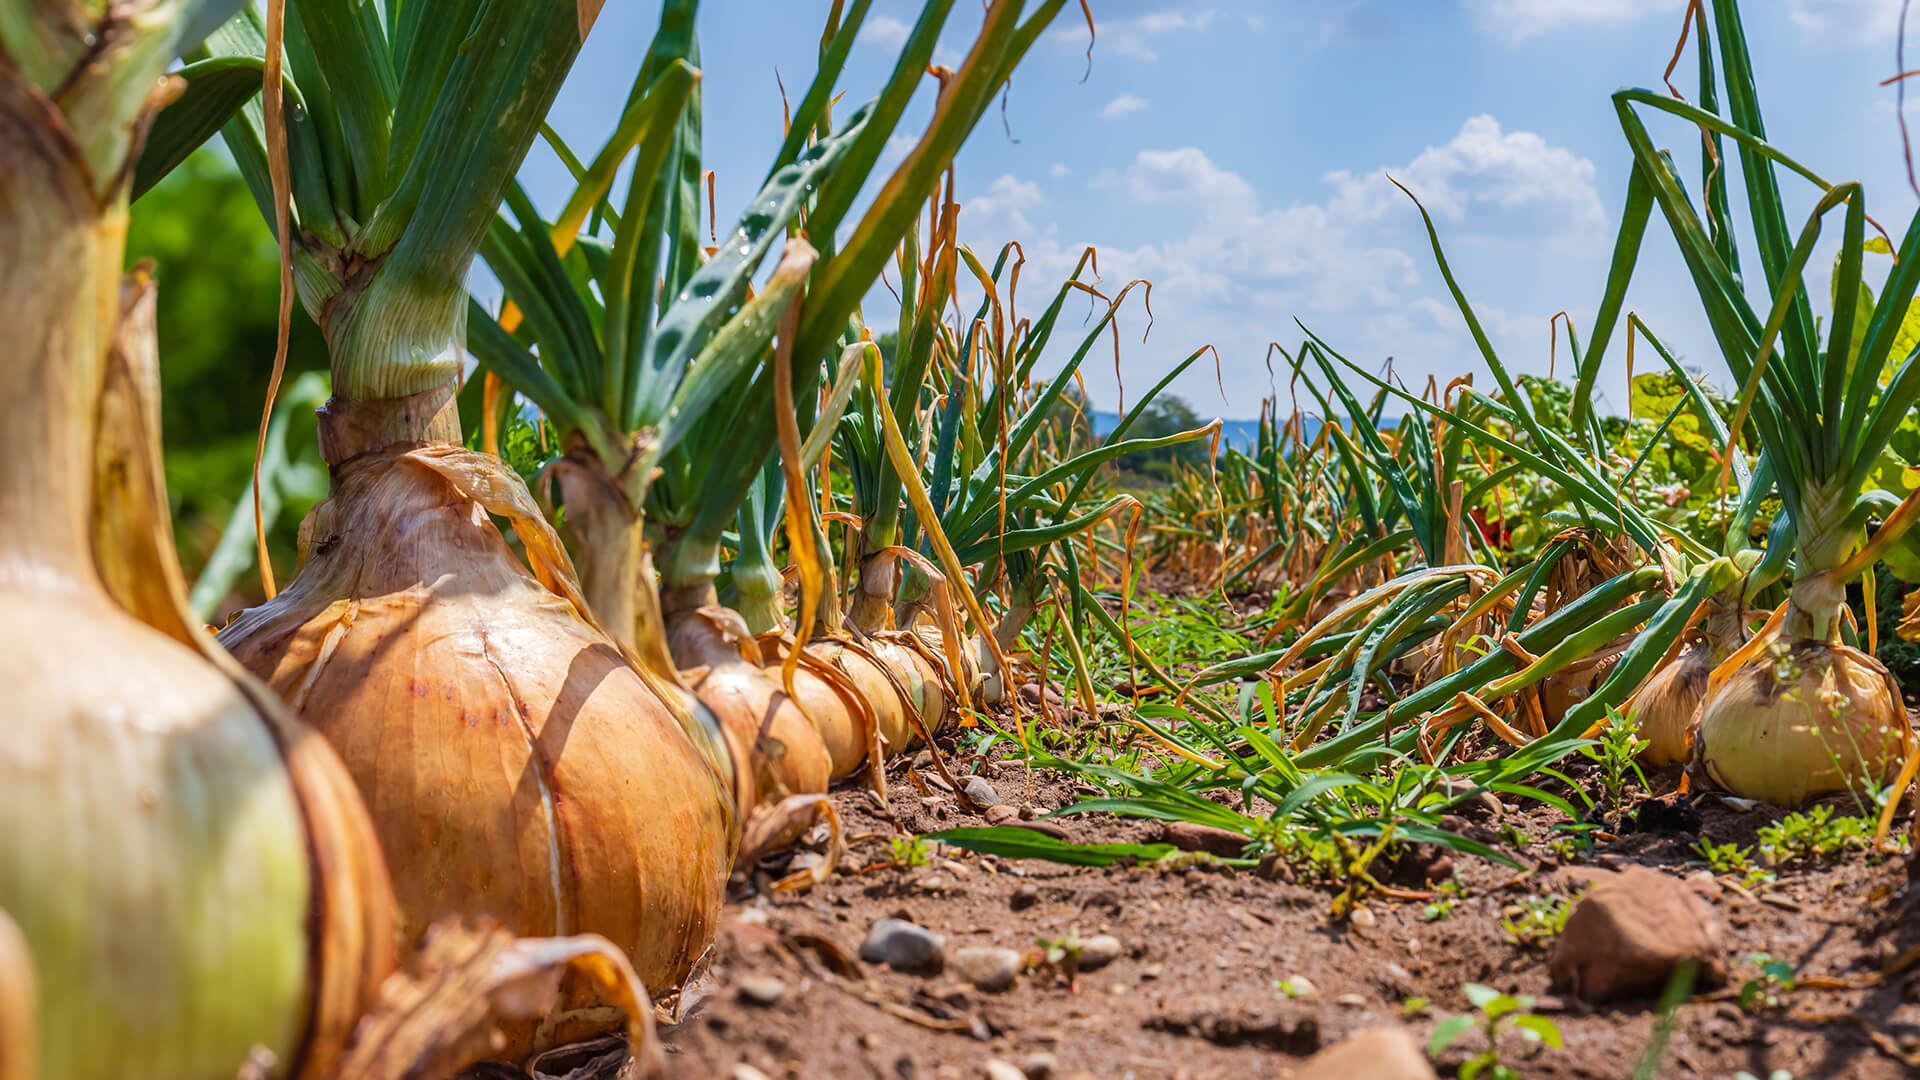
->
xmin=1423 ymin=877 xmax=1465 ymax=922
xmin=1757 ymin=805 xmax=1874 ymax=866
xmin=1027 ymin=928 xmax=1086 ymax=986
xmin=1691 ymin=837 xmax=1775 ymax=891
xmin=1429 ymin=982 xmax=1564 ymax=1079
xmin=1579 ymin=713 xmax=1649 ymax=810
xmin=889 ymin=835 xmax=932 ymax=867
xmin=1402 ymin=995 xmax=1432 ymax=1017
xmin=1738 ymin=953 xmax=1796 ymax=1012
xmin=1502 ymin=892 xmax=1577 ymax=948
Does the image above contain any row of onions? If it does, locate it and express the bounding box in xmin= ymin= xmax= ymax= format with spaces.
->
xmin=1135 ymin=0 xmax=1920 ymax=821
xmin=0 ymin=0 xmax=1109 ymax=1077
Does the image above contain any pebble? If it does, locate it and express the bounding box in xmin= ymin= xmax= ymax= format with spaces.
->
xmin=731 ymin=1066 xmax=774 ymax=1080
xmin=1010 ymin=883 xmax=1039 ymax=911
xmin=860 ymin=918 xmax=947 ymax=975
xmin=1078 ymin=934 xmax=1122 ymax=971
xmin=736 ymin=974 xmax=786 ymax=1006
xmin=984 ymin=804 xmax=1021 ymax=825
xmin=1160 ymin=821 xmax=1252 ymax=858
xmin=1278 ymin=975 xmax=1318 ymax=998
xmin=1349 ymin=906 xmax=1377 ymax=931
xmin=951 ymin=945 xmax=1023 ymax=992
xmin=985 ymin=1061 xmax=1025 ymax=1080
xmin=1021 ymin=1053 xmax=1059 ymax=1079
xmin=1336 ymin=993 xmax=1368 ymax=1008
xmin=965 ymin=776 xmax=1003 ymax=807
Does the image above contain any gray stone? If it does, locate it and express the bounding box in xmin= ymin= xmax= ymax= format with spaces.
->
xmin=860 ymin=917 xmax=946 ymax=975
xmin=965 ymin=776 xmax=1002 ymax=807
xmin=951 ymin=945 xmax=1022 ymax=992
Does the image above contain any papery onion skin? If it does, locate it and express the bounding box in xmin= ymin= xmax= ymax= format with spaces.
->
xmin=1632 ymin=641 xmax=1711 ymax=767
xmin=1697 ymin=638 xmax=1910 ymax=808
xmin=220 ymin=443 xmax=734 ymax=995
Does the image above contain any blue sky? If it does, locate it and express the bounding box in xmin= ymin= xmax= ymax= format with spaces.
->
xmin=512 ymin=0 xmax=1920 ymax=420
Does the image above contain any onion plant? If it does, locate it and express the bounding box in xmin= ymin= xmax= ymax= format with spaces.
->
xmin=1587 ymin=0 xmax=1920 ymax=804
xmin=197 ymin=0 xmax=742 ymax=1003
xmin=0 ymin=2 xmax=396 ymax=1076
xmin=477 ymin=0 xmax=1082 ymax=847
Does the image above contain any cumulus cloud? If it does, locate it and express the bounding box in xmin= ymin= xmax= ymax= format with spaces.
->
xmin=963 ymin=174 xmax=1047 ymax=239
xmin=1323 ymin=114 xmax=1605 ymax=228
xmin=857 ymin=14 xmax=911 ymax=50
xmin=1464 ymin=0 xmax=1670 ymax=44
xmin=1046 ymin=8 xmax=1216 ymax=62
xmin=1790 ymin=0 xmax=1904 ymax=46
xmin=1101 ymin=93 xmax=1149 ymax=119
xmin=947 ymin=116 xmax=1606 ymax=412
xmin=1050 ymin=163 xmax=1072 ymax=178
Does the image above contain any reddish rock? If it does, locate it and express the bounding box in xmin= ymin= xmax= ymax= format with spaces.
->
xmin=1295 ymin=1026 xmax=1437 ymax=1080
xmin=1158 ymin=821 xmax=1253 ymax=858
xmin=1549 ymin=867 xmax=1725 ymax=1001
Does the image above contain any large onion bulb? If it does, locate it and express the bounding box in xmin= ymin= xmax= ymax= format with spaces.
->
xmin=220 ymin=440 xmax=735 ymax=995
xmin=1696 ymin=634 xmax=1911 ymax=807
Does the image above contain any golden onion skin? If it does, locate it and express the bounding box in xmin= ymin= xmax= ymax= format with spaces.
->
xmin=807 ymin=639 xmax=914 ymax=761
xmin=1632 ymin=641 xmax=1710 ymax=767
xmin=1696 ymin=639 xmax=1909 ymax=808
xmin=762 ymin=653 xmax=872 ymax=779
xmin=667 ymin=605 xmax=831 ymax=844
xmin=220 ymin=444 xmax=733 ymax=995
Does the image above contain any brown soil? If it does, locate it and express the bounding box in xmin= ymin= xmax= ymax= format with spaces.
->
xmin=657 ymin=753 xmax=1920 ymax=1080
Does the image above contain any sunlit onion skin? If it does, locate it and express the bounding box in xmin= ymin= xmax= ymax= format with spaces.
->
xmin=1696 ymin=636 xmax=1910 ymax=808
xmin=0 ymin=80 xmax=397 ymax=1079
xmin=663 ymin=596 xmax=831 ymax=844
xmin=1632 ymin=641 xmax=1711 ymax=767
xmin=220 ymin=435 xmax=733 ymax=995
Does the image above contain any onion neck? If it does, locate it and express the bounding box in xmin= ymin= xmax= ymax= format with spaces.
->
xmin=1786 ymin=479 xmax=1861 ymax=642
xmin=0 ymin=151 xmax=122 ymax=595
xmin=321 ymin=267 xmax=468 ymax=403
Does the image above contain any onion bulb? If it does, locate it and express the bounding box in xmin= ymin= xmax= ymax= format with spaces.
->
xmin=220 ymin=436 xmax=734 ymax=995
xmin=0 ymin=167 xmax=394 ymax=1078
xmin=1630 ymin=640 xmax=1711 ymax=766
xmin=1696 ymin=633 xmax=1911 ymax=807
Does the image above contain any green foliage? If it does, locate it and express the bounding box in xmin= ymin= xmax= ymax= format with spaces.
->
xmin=1429 ymin=983 xmax=1563 ymax=1080
xmin=1579 ymin=713 xmax=1649 ymax=810
xmin=1501 ymin=892 xmax=1577 ymax=948
xmin=127 ymin=145 xmax=330 ymax=601
xmin=1738 ymin=953 xmax=1796 ymax=1012
xmin=1756 ymin=805 xmax=1875 ymax=866
xmin=888 ymin=835 xmax=932 ymax=868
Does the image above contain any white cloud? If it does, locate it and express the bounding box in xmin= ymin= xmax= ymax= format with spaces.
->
xmin=879 ymin=134 xmax=914 ymax=168
xmin=858 ymin=14 xmax=911 ymax=50
xmin=1046 ymin=8 xmax=1216 ymax=62
xmin=1322 ymin=115 xmax=1605 ymax=228
xmin=1101 ymin=93 xmax=1149 ymax=119
xmin=964 ymin=174 xmax=1046 ymax=239
xmin=1790 ymin=0 xmax=1904 ymax=46
xmin=947 ymin=117 xmax=1607 ymax=414
xmin=1464 ymin=0 xmax=1670 ymax=44
xmin=1050 ymin=163 xmax=1072 ymax=178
